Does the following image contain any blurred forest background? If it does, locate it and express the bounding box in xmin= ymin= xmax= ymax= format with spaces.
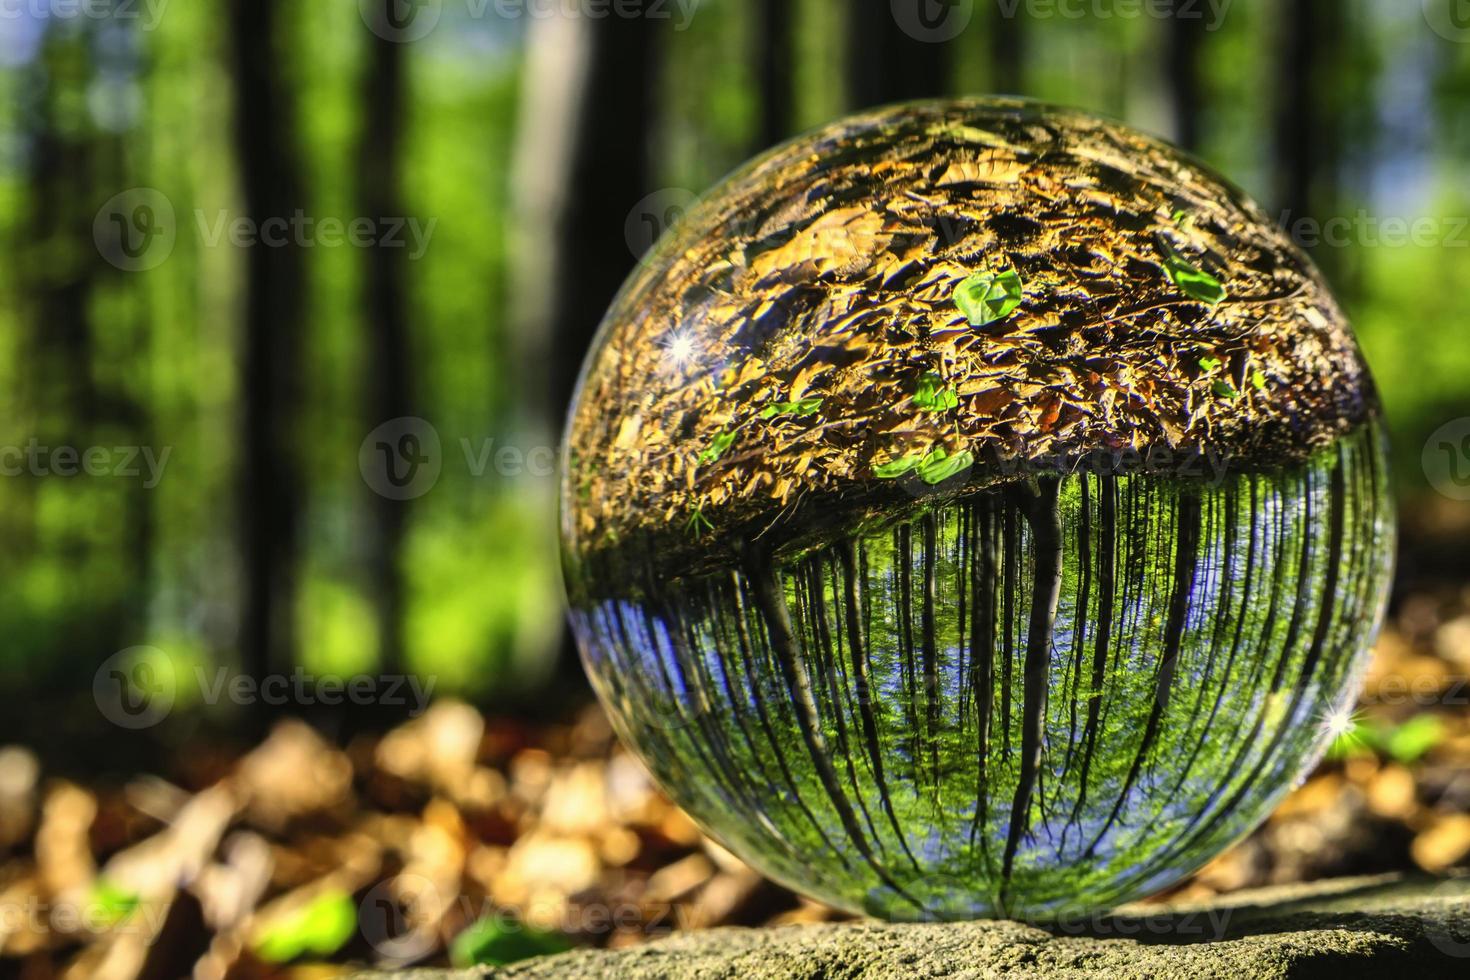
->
xmin=1 ymin=0 xmax=1469 ymax=750
xmin=2 ymin=1 xmax=1470 ymax=975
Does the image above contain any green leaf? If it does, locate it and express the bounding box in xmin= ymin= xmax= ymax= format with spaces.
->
xmin=913 ymin=373 xmax=958 ymax=412
xmin=450 ymin=918 xmax=572 ymax=968
xmin=685 ymin=507 xmax=713 ymax=534
xmin=954 ymin=270 xmax=1024 ymax=327
xmin=252 ymin=890 xmax=357 ymax=964
xmin=874 ymin=455 xmax=923 ymax=479
xmin=1198 ymin=356 xmax=1223 ymax=372
xmin=1211 ymin=380 xmax=1238 ymax=400
xmin=1251 ymin=370 xmax=1268 ymax=391
xmin=1385 ymin=715 xmax=1444 ymax=764
xmin=89 ymin=879 xmax=140 ymax=927
xmin=1162 ymin=248 xmax=1226 ymax=305
xmin=917 ymin=448 xmax=975 ymax=485
xmin=699 ymin=429 xmax=737 ymax=465
xmin=760 ymin=396 xmax=824 ymax=419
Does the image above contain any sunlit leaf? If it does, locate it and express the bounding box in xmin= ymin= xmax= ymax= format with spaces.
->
xmin=954 ymin=270 xmax=1024 ymax=327
xmin=252 ymin=890 xmax=357 ymax=964
xmin=760 ymin=397 xmax=824 ymax=419
xmin=918 ymin=448 xmax=974 ymax=485
xmin=1198 ymin=356 xmax=1223 ymax=372
xmin=1385 ymin=714 xmax=1444 ymax=764
xmin=1162 ymin=247 xmax=1226 ymax=305
xmin=699 ymin=429 xmax=737 ymax=464
xmin=913 ymin=373 xmax=959 ymax=412
xmin=1212 ymin=380 xmax=1238 ymax=400
xmin=874 ymin=455 xmax=923 ymax=479
xmin=89 ymin=880 xmax=139 ymax=927
xmin=1251 ymin=370 xmax=1268 ymax=391
xmin=450 ymin=918 xmax=572 ymax=968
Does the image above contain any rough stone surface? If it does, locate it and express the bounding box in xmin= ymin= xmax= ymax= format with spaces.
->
xmin=352 ymin=874 xmax=1470 ymax=979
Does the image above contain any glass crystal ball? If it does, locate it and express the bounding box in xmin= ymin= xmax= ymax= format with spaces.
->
xmin=559 ymin=99 xmax=1395 ymax=919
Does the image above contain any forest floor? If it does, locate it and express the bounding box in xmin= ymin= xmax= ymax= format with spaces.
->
xmin=1 ymin=580 xmax=1468 ymax=979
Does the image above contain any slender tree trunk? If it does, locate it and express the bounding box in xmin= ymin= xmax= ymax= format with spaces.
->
xmin=28 ymin=24 xmax=103 ymax=666
xmin=548 ymin=17 xmax=657 ymax=423
xmin=756 ymin=0 xmax=794 ymax=148
xmin=1166 ymin=0 xmax=1206 ymax=152
xmin=359 ymin=15 xmax=411 ymax=681
xmin=847 ymin=2 xmax=953 ymax=109
xmin=535 ymin=16 xmax=658 ymax=697
xmin=229 ymin=0 xmax=307 ymax=712
xmin=1274 ymin=0 xmax=1340 ymax=278
xmin=990 ymin=1 xmax=1026 ymax=94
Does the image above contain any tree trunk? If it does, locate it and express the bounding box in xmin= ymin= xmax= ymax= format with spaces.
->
xmin=1274 ymin=0 xmax=1340 ymax=278
xmin=1166 ymin=0 xmax=1206 ymax=152
xmin=756 ymin=0 xmax=794 ymax=148
xmin=547 ymin=17 xmax=657 ymax=433
xmin=847 ymin=2 xmax=953 ymax=110
xmin=990 ymin=2 xmax=1026 ymax=95
xmin=359 ymin=15 xmax=411 ymax=681
xmin=228 ymin=0 xmax=307 ymax=712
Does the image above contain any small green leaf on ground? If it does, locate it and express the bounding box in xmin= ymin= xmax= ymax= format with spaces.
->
xmin=252 ymin=890 xmax=357 ymax=964
xmin=918 ymin=448 xmax=975 ymax=485
xmin=760 ymin=397 xmax=824 ymax=419
xmin=1212 ymin=380 xmax=1239 ymax=399
xmin=1251 ymin=370 xmax=1268 ymax=391
xmin=913 ymin=373 xmax=959 ymax=412
xmin=1385 ymin=715 xmax=1445 ymax=764
xmin=699 ymin=429 xmax=737 ymax=464
xmin=954 ymin=270 xmax=1024 ymax=327
xmin=1162 ymin=247 xmax=1226 ymax=305
xmin=450 ymin=918 xmax=573 ymax=968
xmin=89 ymin=879 xmax=139 ymax=927
xmin=1198 ymin=356 xmax=1223 ymax=372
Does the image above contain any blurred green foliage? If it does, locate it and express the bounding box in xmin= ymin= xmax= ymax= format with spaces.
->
xmin=0 ymin=0 xmax=1465 ymax=719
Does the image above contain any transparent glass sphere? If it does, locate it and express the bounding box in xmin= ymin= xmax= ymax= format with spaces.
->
xmin=560 ymin=99 xmax=1395 ymax=919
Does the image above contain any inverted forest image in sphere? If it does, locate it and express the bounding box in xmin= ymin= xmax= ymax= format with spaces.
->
xmin=561 ymin=100 xmax=1395 ymax=919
